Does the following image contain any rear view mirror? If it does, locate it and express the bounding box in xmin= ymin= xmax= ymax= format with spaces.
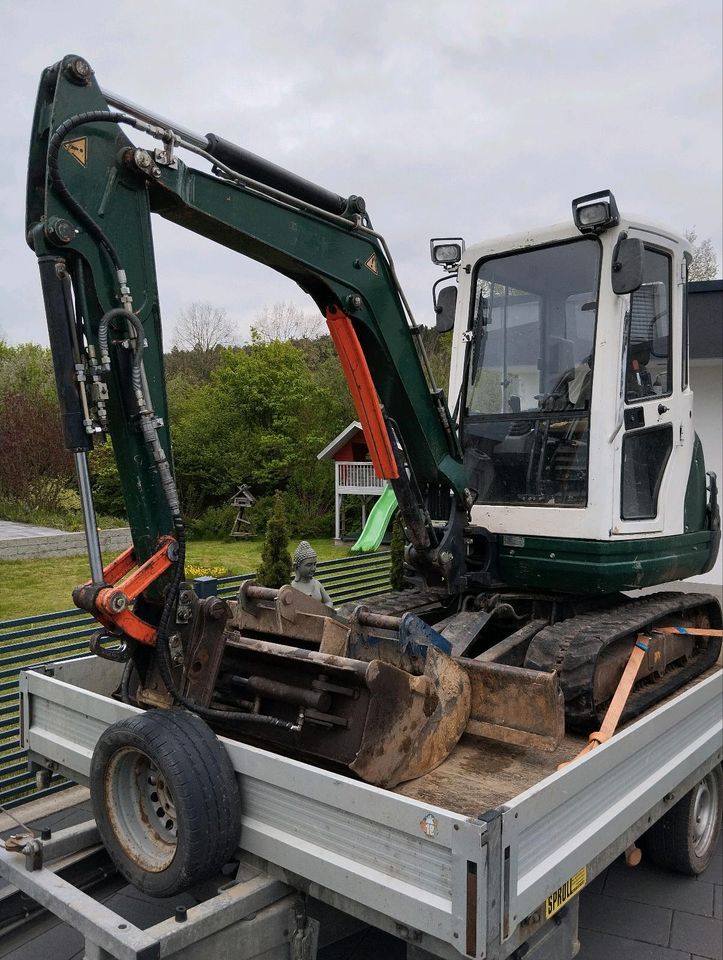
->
xmin=612 ymin=235 xmax=644 ymax=295
xmin=434 ymin=285 xmax=457 ymax=333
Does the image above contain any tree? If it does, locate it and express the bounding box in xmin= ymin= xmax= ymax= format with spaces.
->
xmin=0 ymin=342 xmax=57 ymax=404
xmin=251 ymin=302 xmax=323 ymax=343
xmin=173 ymin=302 xmax=237 ymax=352
xmin=0 ymin=392 xmax=73 ymax=511
xmin=255 ymin=492 xmax=292 ymax=588
xmin=168 ymin=337 xmax=347 ymax=521
xmin=685 ymin=229 xmax=719 ymax=281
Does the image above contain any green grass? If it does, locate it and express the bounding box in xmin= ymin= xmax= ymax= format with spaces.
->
xmin=0 ymin=538 xmax=350 ymax=621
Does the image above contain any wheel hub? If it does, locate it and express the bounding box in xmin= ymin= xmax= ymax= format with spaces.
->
xmin=692 ymin=773 xmax=719 ymax=858
xmin=105 ymin=747 xmax=178 ymax=872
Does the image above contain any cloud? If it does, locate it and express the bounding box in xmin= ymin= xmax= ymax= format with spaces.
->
xmin=1 ymin=0 xmax=720 ymax=345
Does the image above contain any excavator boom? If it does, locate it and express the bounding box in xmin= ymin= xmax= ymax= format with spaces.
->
xmin=27 ymin=55 xmax=467 ymax=582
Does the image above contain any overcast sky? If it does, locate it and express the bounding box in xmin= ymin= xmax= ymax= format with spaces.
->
xmin=1 ymin=0 xmax=721 ymax=347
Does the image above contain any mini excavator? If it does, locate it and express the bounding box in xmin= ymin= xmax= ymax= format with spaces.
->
xmin=26 ymin=56 xmax=721 ymax=792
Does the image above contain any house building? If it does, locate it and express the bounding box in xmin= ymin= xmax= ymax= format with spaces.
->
xmin=687 ymin=280 xmax=722 ymax=591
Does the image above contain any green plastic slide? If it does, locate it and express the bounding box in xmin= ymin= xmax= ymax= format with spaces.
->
xmin=351 ymin=484 xmax=398 ymax=553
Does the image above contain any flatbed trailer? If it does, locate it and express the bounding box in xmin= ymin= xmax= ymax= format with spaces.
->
xmin=3 ymin=656 xmax=721 ymax=960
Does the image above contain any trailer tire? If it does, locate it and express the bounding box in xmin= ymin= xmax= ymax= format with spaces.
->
xmin=90 ymin=709 xmax=241 ymax=897
xmin=640 ymin=765 xmax=722 ymax=876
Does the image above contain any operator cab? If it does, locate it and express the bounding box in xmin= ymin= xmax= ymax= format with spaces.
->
xmin=438 ymin=191 xmax=714 ymax=588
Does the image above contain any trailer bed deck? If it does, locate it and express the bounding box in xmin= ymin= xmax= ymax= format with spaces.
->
xmin=13 ymin=656 xmax=723 ymax=959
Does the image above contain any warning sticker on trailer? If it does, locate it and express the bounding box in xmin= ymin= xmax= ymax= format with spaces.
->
xmin=544 ymin=867 xmax=587 ymax=919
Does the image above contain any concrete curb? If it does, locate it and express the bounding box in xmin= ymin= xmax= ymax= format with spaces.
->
xmin=0 ymin=528 xmax=131 ymax=561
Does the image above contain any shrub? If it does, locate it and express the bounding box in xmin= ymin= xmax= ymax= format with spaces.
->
xmin=186 ymin=503 xmax=239 ymax=541
xmin=89 ymin=442 xmax=125 ymax=517
xmin=247 ymin=488 xmax=334 ymax=540
xmin=0 ymin=392 xmax=73 ymax=510
xmin=184 ymin=564 xmax=230 ymax=578
xmin=255 ymin=492 xmax=291 ymax=588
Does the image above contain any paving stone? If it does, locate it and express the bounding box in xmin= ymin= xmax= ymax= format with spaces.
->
xmin=715 ymin=884 xmax=722 ymax=920
xmin=605 ymin=857 xmax=715 ymax=916
xmin=698 ymin=844 xmax=723 ymax=885
xmin=576 ymin=928 xmax=689 ymax=960
xmin=32 ymin=805 xmax=94 ymax=834
xmin=585 ymin=869 xmax=607 ymax=895
xmin=670 ymin=910 xmax=723 ymax=958
xmin=579 ymin=890 xmax=672 ymax=946
xmin=101 ymin=886 xmax=199 ymax=930
xmin=1 ymin=919 xmax=83 ymax=960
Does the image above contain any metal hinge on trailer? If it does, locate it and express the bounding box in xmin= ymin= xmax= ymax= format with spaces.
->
xmin=447 ymin=811 xmax=501 ymax=959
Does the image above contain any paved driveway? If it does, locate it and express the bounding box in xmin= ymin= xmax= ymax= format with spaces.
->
xmin=0 ymin=520 xmax=64 ymax=539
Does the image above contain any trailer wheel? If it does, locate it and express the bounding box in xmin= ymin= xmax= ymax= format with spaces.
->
xmin=90 ymin=709 xmax=241 ymax=897
xmin=640 ymin=766 xmax=722 ymax=875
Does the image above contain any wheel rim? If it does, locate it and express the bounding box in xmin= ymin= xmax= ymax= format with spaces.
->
xmin=104 ymin=747 xmax=178 ymax=872
xmin=691 ymin=772 xmax=720 ymax=858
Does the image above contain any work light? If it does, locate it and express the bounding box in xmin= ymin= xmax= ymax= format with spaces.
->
xmin=430 ymin=238 xmax=465 ymax=266
xmin=572 ymin=190 xmax=620 ymax=234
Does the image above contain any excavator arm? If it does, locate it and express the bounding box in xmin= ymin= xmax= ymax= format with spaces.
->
xmin=26 ymin=55 xmax=468 ymax=607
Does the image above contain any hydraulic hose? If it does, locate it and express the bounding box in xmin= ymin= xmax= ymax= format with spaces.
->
xmin=47 ymin=111 xmax=141 ymax=271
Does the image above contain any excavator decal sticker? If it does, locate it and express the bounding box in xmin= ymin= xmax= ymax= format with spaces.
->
xmin=62 ymin=137 xmax=87 ymax=166
xmin=364 ymin=253 xmax=378 ymax=274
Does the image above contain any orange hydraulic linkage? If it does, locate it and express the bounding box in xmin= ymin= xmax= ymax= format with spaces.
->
xmin=73 ymin=535 xmax=178 ymax=645
xmin=325 ymin=305 xmax=399 ymax=480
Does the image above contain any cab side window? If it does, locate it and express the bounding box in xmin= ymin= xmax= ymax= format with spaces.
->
xmin=624 ymin=248 xmax=672 ymax=402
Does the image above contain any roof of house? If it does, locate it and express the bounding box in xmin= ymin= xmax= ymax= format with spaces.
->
xmin=689 ymin=280 xmax=723 ymax=360
xmin=317 ymin=421 xmax=363 ymax=461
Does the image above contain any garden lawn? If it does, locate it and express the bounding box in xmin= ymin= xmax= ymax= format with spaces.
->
xmin=0 ymin=538 xmax=350 ymax=621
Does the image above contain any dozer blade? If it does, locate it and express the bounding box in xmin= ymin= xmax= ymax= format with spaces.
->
xmin=460 ymin=659 xmax=564 ymax=752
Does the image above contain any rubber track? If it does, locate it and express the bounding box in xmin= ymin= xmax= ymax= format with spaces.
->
xmin=525 ymin=592 xmax=722 ymax=728
xmin=337 ymin=588 xmax=448 ymax=620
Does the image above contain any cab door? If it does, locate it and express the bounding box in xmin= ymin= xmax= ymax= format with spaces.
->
xmin=611 ymin=243 xmax=691 ymax=535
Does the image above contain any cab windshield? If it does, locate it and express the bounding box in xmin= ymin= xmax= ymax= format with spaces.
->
xmin=463 ymin=237 xmax=601 ymax=507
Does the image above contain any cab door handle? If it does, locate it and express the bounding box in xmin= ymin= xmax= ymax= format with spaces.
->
xmin=658 ymin=404 xmax=669 ymax=415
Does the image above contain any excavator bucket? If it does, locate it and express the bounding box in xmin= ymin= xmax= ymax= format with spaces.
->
xmin=350 ymin=645 xmax=471 ymax=788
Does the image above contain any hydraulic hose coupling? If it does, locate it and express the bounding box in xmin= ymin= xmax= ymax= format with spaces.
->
xmin=116 ymin=269 xmax=134 ymax=313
